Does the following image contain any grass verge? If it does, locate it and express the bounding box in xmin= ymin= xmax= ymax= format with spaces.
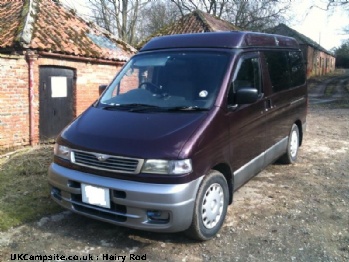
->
xmin=0 ymin=146 xmax=63 ymax=231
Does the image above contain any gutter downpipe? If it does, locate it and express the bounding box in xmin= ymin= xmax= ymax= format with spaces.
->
xmin=19 ymin=0 xmax=36 ymax=146
xmin=26 ymin=50 xmax=35 ymax=146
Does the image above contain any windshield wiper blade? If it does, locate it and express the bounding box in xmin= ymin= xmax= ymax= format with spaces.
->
xmin=165 ymin=106 xmax=209 ymax=111
xmin=128 ymin=104 xmax=162 ymax=112
xmin=101 ymin=104 xmax=122 ymax=110
xmin=101 ymin=104 xmax=160 ymax=111
xmin=101 ymin=104 xmax=208 ymax=112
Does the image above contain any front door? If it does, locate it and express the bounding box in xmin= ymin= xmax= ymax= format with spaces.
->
xmin=227 ymin=53 xmax=267 ymax=190
xmin=39 ymin=66 xmax=75 ymax=141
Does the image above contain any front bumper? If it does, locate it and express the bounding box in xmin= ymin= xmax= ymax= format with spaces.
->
xmin=48 ymin=163 xmax=202 ymax=232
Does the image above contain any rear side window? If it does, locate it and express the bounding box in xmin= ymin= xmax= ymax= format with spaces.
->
xmin=264 ymin=51 xmax=305 ymax=93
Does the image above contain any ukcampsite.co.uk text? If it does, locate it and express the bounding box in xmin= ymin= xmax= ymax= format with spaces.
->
xmin=10 ymin=253 xmax=147 ymax=261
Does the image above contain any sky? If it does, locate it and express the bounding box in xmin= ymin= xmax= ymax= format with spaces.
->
xmin=61 ymin=0 xmax=349 ymax=51
xmin=289 ymin=1 xmax=349 ymax=50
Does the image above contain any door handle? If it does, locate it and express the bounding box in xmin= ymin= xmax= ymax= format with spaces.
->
xmin=265 ymin=99 xmax=273 ymax=111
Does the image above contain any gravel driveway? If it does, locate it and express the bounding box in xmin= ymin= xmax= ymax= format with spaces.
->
xmin=1 ymin=73 xmax=348 ymax=262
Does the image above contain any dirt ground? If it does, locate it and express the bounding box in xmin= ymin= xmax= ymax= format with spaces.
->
xmin=1 ymin=73 xmax=348 ymax=262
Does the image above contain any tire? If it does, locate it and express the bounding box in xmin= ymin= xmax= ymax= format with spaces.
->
xmin=185 ymin=170 xmax=229 ymax=241
xmin=278 ymin=124 xmax=300 ymax=164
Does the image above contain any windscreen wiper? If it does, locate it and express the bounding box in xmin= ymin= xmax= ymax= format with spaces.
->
xmin=165 ymin=106 xmax=209 ymax=112
xmin=101 ymin=103 xmax=160 ymax=112
xmin=101 ymin=104 xmax=208 ymax=112
xmin=128 ymin=104 xmax=161 ymax=112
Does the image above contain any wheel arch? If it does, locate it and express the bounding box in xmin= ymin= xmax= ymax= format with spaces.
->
xmin=211 ymin=163 xmax=234 ymax=204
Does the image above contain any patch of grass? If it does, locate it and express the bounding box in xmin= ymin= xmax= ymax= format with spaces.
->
xmin=307 ymin=69 xmax=348 ymax=90
xmin=0 ymin=146 xmax=63 ymax=231
xmin=324 ymin=82 xmax=336 ymax=96
xmin=330 ymin=100 xmax=349 ymax=108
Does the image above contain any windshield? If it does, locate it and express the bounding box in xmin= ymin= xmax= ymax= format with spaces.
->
xmin=98 ymin=51 xmax=230 ymax=111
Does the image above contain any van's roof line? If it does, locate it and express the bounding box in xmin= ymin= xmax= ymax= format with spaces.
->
xmin=140 ymin=31 xmax=299 ymax=51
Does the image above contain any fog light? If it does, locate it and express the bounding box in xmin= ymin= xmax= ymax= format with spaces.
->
xmin=146 ymin=210 xmax=170 ymax=224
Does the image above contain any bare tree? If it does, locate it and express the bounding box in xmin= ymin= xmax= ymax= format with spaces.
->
xmin=224 ymin=1 xmax=290 ymax=31
xmin=170 ymin=0 xmax=229 ymax=18
xmin=88 ymin=0 xmax=150 ymax=44
xmin=311 ymin=0 xmax=349 ymax=11
xmin=85 ymin=0 xmax=291 ymax=44
xmin=137 ymin=1 xmax=181 ymax=38
xmin=170 ymin=0 xmax=291 ymax=31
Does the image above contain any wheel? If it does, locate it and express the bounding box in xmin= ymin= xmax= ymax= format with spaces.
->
xmin=278 ymin=124 xmax=299 ymax=164
xmin=185 ymin=170 xmax=229 ymax=241
xmin=138 ymin=82 xmax=160 ymax=94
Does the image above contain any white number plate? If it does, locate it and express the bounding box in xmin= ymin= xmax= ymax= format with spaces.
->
xmin=81 ymin=184 xmax=111 ymax=209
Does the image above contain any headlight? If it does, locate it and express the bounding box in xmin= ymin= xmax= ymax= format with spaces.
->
xmin=141 ymin=159 xmax=192 ymax=175
xmin=54 ymin=144 xmax=72 ymax=161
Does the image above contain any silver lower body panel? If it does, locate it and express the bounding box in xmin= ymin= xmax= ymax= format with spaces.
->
xmin=48 ymin=163 xmax=202 ymax=232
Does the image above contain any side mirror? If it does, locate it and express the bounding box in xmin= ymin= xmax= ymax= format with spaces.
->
xmin=235 ymin=88 xmax=258 ymax=104
xmin=99 ymin=85 xmax=107 ymax=96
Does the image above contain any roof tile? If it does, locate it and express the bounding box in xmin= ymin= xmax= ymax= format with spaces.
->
xmin=0 ymin=1 xmax=23 ymax=48
xmin=0 ymin=0 xmax=135 ymax=61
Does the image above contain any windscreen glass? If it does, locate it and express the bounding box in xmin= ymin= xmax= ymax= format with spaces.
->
xmin=98 ymin=52 xmax=230 ymax=111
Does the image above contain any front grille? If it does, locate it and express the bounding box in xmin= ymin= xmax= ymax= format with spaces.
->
xmin=72 ymin=150 xmax=143 ymax=174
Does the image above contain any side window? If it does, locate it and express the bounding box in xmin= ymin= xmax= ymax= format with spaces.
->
xmin=233 ymin=57 xmax=261 ymax=92
xmin=264 ymin=51 xmax=291 ymax=92
xmin=288 ymin=51 xmax=306 ymax=87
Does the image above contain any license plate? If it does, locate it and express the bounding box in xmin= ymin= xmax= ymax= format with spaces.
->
xmin=81 ymin=184 xmax=111 ymax=209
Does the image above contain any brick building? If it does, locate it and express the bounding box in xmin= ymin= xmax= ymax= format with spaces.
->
xmin=0 ymin=0 xmax=135 ymax=153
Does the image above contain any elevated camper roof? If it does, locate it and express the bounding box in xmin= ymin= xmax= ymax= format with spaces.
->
xmin=140 ymin=31 xmax=299 ymax=51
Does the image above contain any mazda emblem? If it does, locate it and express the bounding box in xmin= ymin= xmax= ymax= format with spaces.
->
xmin=96 ymin=154 xmax=109 ymax=162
